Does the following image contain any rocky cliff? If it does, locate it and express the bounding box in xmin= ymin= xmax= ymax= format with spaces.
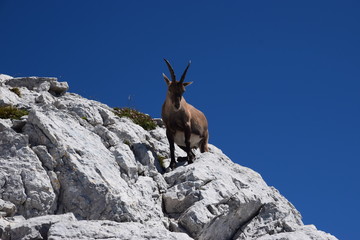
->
xmin=0 ymin=74 xmax=337 ymax=240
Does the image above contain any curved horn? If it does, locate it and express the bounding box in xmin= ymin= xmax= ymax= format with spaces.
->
xmin=164 ymin=59 xmax=176 ymax=82
xmin=180 ymin=60 xmax=191 ymax=83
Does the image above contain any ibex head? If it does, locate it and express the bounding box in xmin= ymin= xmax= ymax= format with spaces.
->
xmin=163 ymin=59 xmax=193 ymax=110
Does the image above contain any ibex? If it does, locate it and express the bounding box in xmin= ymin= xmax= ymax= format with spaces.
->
xmin=161 ymin=59 xmax=209 ymax=169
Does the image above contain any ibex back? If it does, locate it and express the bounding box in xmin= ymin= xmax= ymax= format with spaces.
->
xmin=161 ymin=59 xmax=209 ymax=169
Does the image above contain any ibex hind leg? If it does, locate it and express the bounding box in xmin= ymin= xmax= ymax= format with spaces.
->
xmin=200 ymin=132 xmax=209 ymax=153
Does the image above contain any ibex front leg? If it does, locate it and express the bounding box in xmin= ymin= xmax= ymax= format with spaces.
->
xmin=166 ymin=129 xmax=176 ymax=169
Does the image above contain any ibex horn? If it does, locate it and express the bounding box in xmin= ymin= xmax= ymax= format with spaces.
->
xmin=180 ymin=61 xmax=191 ymax=83
xmin=164 ymin=59 xmax=176 ymax=82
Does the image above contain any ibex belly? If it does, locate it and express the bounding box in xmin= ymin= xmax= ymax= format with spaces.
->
xmin=174 ymin=131 xmax=202 ymax=148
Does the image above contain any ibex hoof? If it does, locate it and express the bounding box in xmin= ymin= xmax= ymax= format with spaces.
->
xmin=168 ymin=162 xmax=177 ymax=170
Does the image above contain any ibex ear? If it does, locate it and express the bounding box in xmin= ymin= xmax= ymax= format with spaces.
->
xmin=183 ymin=82 xmax=193 ymax=87
xmin=163 ymin=73 xmax=171 ymax=86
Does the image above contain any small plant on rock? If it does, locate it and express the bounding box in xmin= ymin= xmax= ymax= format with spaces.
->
xmin=0 ymin=105 xmax=29 ymax=120
xmin=10 ymin=87 xmax=21 ymax=97
xmin=123 ymin=139 xmax=131 ymax=146
xmin=113 ymin=107 xmax=157 ymax=131
xmin=157 ymin=154 xmax=167 ymax=168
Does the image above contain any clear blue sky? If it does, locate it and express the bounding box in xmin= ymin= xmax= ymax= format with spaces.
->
xmin=1 ymin=1 xmax=359 ymax=239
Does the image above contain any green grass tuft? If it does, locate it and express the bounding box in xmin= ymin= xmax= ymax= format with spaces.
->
xmin=113 ymin=107 xmax=157 ymax=131
xmin=0 ymin=105 xmax=29 ymax=120
xmin=10 ymin=87 xmax=21 ymax=97
xmin=123 ymin=139 xmax=131 ymax=146
xmin=157 ymin=154 xmax=167 ymax=168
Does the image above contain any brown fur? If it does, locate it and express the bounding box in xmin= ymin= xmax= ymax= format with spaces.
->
xmin=161 ymin=59 xmax=209 ymax=169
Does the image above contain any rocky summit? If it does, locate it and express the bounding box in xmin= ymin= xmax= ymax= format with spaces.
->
xmin=0 ymin=74 xmax=337 ymax=240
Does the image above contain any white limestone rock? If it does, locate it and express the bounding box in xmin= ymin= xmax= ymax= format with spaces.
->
xmin=0 ymin=74 xmax=338 ymax=240
xmin=0 ymin=76 xmax=68 ymax=108
xmin=0 ymin=129 xmax=56 ymax=218
xmin=0 ymin=74 xmax=13 ymax=83
xmin=55 ymin=92 xmax=106 ymax=125
xmin=0 ymin=87 xmax=21 ymax=106
xmin=47 ymin=219 xmax=192 ymax=240
xmin=49 ymin=81 xmax=69 ymax=96
xmin=22 ymin=105 xmax=164 ymax=222
xmin=1 ymin=213 xmax=76 ymax=240
xmin=253 ymin=225 xmax=338 ymax=240
xmin=35 ymin=92 xmax=56 ymax=105
xmin=32 ymin=145 xmax=57 ymax=170
xmin=4 ymin=77 xmax=57 ymax=92
xmin=0 ymin=199 xmax=16 ymax=217
xmin=0 ymin=118 xmax=12 ymax=131
xmin=163 ymin=148 xmax=271 ymax=239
